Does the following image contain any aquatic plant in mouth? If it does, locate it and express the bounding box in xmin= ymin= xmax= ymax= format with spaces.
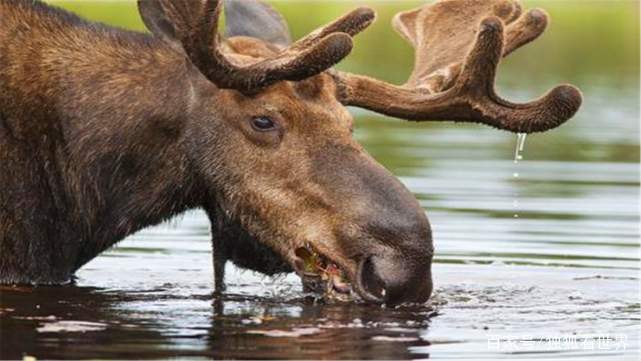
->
xmin=295 ymin=246 xmax=354 ymax=302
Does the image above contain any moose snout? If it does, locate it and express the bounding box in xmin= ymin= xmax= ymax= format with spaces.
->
xmin=355 ymin=168 xmax=433 ymax=305
xmin=350 ymin=185 xmax=434 ymax=305
xmin=355 ymin=248 xmax=433 ymax=305
xmin=312 ymin=144 xmax=434 ymax=304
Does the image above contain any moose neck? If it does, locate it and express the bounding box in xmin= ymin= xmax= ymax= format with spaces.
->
xmin=0 ymin=1 xmax=210 ymax=280
xmin=60 ymin=46 xmax=204 ymax=269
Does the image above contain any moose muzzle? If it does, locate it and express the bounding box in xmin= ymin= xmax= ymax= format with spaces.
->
xmin=356 ymin=251 xmax=433 ymax=305
xmin=350 ymin=189 xmax=434 ymax=305
xmin=311 ymin=144 xmax=434 ymax=305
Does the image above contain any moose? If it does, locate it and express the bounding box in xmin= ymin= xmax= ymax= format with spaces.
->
xmin=0 ymin=0 xmax=581 ymax=305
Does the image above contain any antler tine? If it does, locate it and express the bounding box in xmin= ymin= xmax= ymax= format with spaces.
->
xmin=414 ymin=7 xmax=550 ymax=93
xmin=178 ymin=0 xmax=357 ymax=93
xmin=456 ymin=17 xmax=582 ymax=132
xmin=334 ymin=1 xmax=582 ymax=134
xmin=290 ymin=7 xmax=376 ymax=51
xmin=504 ymin=8 xmax=549 ymax=56
xmin=140 ymin=0 xmax=376 ymax=93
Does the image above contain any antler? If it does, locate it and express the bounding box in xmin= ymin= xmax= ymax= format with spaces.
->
xmin=138 ymin=0 xmax=375 ymax=94
xmin=333 ymin=0 xmax=582 ymax=133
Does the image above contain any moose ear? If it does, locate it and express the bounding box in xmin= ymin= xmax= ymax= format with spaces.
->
xmin=137 ymin=0 xmax=198 ymax=52
xmin=224 ymin=0 xmax=292 ymax=47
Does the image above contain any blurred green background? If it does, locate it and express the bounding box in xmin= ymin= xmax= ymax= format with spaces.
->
xmin=47 ymin=0 xmax=639 ymax=86
xmin=47 ymin=0 xmax=640 ymax=166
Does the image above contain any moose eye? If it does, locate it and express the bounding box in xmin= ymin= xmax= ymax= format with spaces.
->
xmin=250 ymin=116 xmax=276 ymax=132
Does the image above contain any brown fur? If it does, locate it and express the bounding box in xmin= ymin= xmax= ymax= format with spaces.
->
xmin=0 ymin=0 xmax=198 ymax=283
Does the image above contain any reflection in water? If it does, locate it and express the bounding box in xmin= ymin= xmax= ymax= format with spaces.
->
xmin=208 ymin=296 xmax=435 ymax=360
xmin=1 ymin=1 xmax=640 ymax=360
xmin=1 ymin=286 xmax=171 ymax=359
xmin=0 ymin=285 xmax=436 ymax=359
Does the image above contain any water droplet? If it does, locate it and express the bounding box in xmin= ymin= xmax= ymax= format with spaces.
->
xmin=512 ymin=133 xmax=526 ymax=220
xmin=518 ymin=133 xmax=527 ymax=152
xmin=514 ymin=133 xmax=527 ymax=163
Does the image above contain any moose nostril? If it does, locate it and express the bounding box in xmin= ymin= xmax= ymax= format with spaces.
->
xmin=358 ymin=256 xmax=387 ymax=301
xmin=357 ymin=253 xmax=432 ymax=305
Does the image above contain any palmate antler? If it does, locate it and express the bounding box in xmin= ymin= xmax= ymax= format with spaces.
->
xmin=138 ymin=0 xmax=375 ymax=94
xmin=333 ymin=0 xmax=583 ymax=133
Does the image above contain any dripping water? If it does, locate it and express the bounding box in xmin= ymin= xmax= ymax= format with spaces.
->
xmin=513 ymin=133 xmax=527 ymax=218
xmin=514 ymin=133 xmax=527 ymax=164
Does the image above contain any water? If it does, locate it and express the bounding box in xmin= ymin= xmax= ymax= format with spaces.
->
xmin=513 ymin=133 xmax=527 ymax=219
xmin=1 ymin=1 xmax=640 ymax=360
xmin=514 ymin=133 xmax=527 ymax=164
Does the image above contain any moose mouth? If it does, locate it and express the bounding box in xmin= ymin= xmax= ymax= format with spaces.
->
xmin=293 ymin=246 xmax=355 ymax=302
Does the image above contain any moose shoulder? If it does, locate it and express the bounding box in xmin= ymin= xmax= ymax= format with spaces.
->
xmin=0 ymin=0 xmax=581 ymax=305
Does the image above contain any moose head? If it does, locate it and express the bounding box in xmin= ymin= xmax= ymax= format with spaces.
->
xmin=134 ymin=0 xmax=581 ymax=305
